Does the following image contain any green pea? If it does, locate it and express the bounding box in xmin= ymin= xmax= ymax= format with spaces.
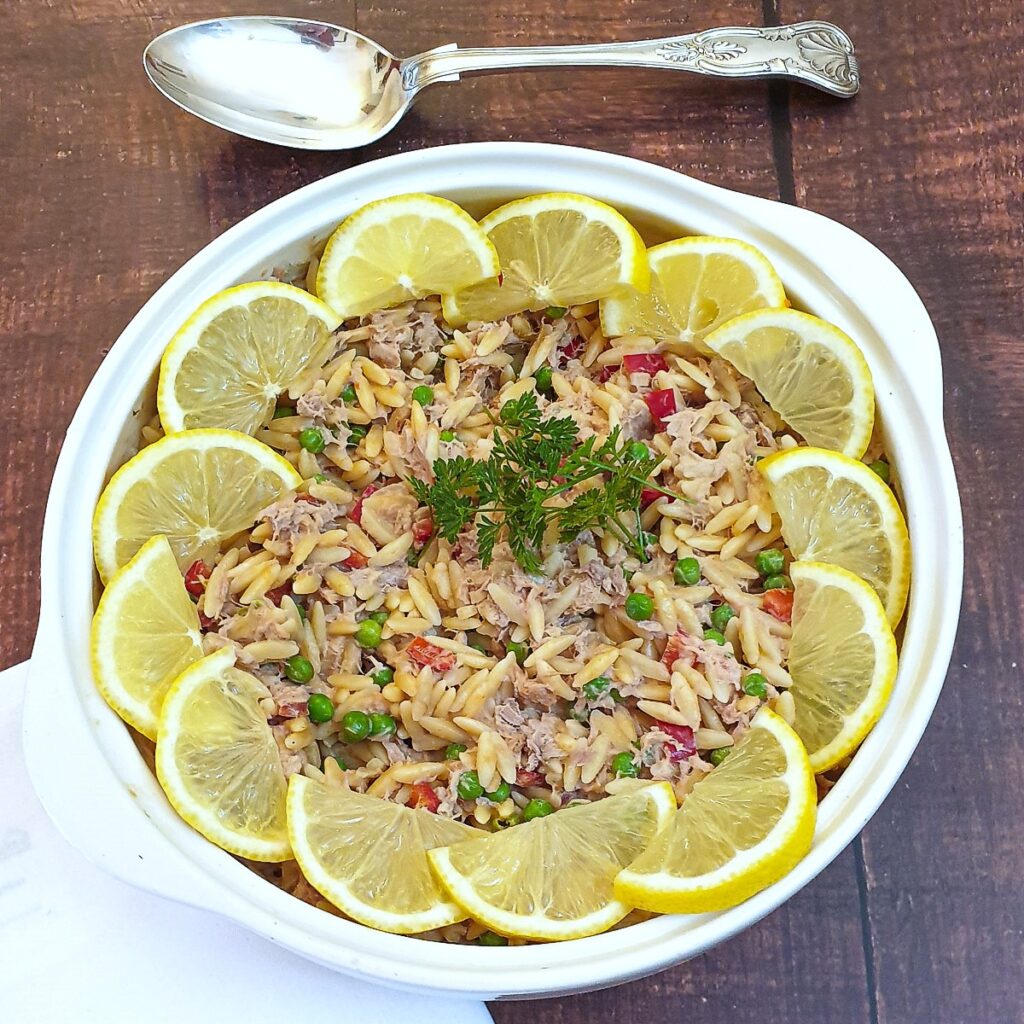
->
xmin=273 ymin=406 xmax=294 ymax=419
xmin=306 ymin=693 xmax=334 ymax=724
xmin=284 ymin=655 xmax=314 ymax=684
xmin=763 ymin=574 xmax=793 ymax=591
xmin=625 ymin=592 xmax=654 ymax=621
xmin=534 ymin=366 xmax=554 ymax=394
xmin=743 ymin=672 xmax=769 ymax=698
xmin=868 ymin=459 xmax=891 ymax=484
xmin=485 ymin=781 xmax=511 ymax=803
xmin=628 ymin=441 xmax=651 ymax=461
xmin=347 ymin=423 xmax=368 ymax=443
xmin=710 ymin=604 xmax=735 ymax=633
xmin=545 ymin=306 xmax=568 ymax=319
xmin=340 ymin=383 xmax=357 ymax=403
xmin=457 ymin=770 xmax=484 ymax=801
xmin=369 ymin=609 xmax=389 ymax=625
xmin=478 ymin=931 xmax=508 ymax=946
xmin=313 ymin=473 xmax=327 ymax=484
xmin=709 ymin=748 xmax=730 ymax=766
xmin=368 ymin=713 xmax=397 ymax=738
xmin=703 ymin=628 xmax=727 ymax=646
xmin=335 ymin=756 xmax=349 ymax=771
xmin=341 ymin=709 xmax=371 ymax=742
xmin=371 ymin=666 xmax=394 ymax=687
xmin=755 ymin=548 xmax=785 ymax=576
xmin=298 ymin=427 xmax=326 ymax=453
xmin=522 ymin=798 xmax=554 ymax=821
xmin=411 ymin=385 xmax=434 ymax=406
xmin=444 ymin=743 xmax=467 ymax=761
xmin=611 ymin=751 xmax=639 ymax=778
xmin=506 ymin=640 xmax=528 ymax=666
xmin=582 ymin=676 xmax=611 ymax=701
xmin=354 ymin=619 xmax=383 ymax=648
xmin=440 ymin=428 xmax=457 ymax=442
xmin=674 ymin=557 xmax=701 ymax=586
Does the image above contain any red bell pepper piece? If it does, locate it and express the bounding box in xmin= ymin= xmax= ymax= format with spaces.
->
xmin=408 ymin=782 xmax=441 ymax=813
xmin=406 ymin=636 xmax=457 ymax=672
xmin=762 ymin=589 xmax=794 ymax=623
xmin=640 ymin=487 xmax=662 ymax=507
xmin=623 ymin=353 xmax=669 ymax=375
xmin=644 ymin=388 xmax=678 ymax=428
xmin=342 ymin=550 xmax=369 ymax=570
xmin=661 ymin=631 xmax=695 ymax=671
xmin=516 ymin=769 xmax=544 ymax=787
xmin=350 ymin=483 xmax=379 ymax=525
xmin=183 ymin=559 xmax=209 ymax=597
xmin=659 ymin=723 xmax=697 ymax=762
xmin=412 ymin=512 xmax=434 ymax=545
xmin=264 ymin=584 xmax=291 ymax=607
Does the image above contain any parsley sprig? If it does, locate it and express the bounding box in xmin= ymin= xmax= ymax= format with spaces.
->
xmin=408 ymin=392 xmax=686 ymax=574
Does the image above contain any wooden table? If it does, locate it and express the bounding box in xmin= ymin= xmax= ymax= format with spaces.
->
xmin=2 ymin=2 xmax=1020 ymax=1020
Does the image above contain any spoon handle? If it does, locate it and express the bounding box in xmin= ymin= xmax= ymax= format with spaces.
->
xmin=403 ymin=21 xmax=858 ymax=99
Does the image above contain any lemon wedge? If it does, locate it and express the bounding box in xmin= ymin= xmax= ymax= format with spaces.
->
xmin=316 ymin=193 xmax=500 ymax=317
xmin=704 ymin=308 xmax=874 ymax=458
xmin=428 ymin=782 xmax=675 ymax=941
xmin=91 ymin=535 xmax=203 ymax=740
xmin=287 ymin=776 xmax=481 ymax=933
xmin=759 ymin=447 xmax=910 ymax=625
xmin=600 ymin=236 xmax=786 ymax=347
xmin=156 ymin=647 xmax=290 ymax=861
xmin=442 ymin=192 xmax=649 ymax=324
xmin=787 ymin=561 xmax=898 ymax=772
xmin=93 ymin=428 xmax=301 ymax=583
xmin=613 ymin=709 xmax=815 ymax=914
xmin=158 ymin=281 xmax=340 ymax=435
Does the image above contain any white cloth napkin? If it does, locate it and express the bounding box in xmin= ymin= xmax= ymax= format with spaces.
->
xmin=1 ymin=660 xmax=493 ymax=1022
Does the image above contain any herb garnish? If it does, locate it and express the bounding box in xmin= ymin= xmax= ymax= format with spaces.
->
xmin=408 ymin=392 xmax=686 ymax=574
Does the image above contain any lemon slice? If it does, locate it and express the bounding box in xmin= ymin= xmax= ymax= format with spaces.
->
xmin=704 ymin=308 xmax=874 ymax=458
xmin=759 ymin=447 xmax=910 ymax=626
xmin=287 ymin=776 xmax=481 ymax=933
xmin=442 ymin=192 xmax=649 ymax=325
xmin=93 ymin=428 xmax=301 ymax=583
xmin=787 ymin=561 xmax=898 ymax=772
xmin=156 ymin=646 xmax=290 ymax=861
xmin=158 ymin=281 xmax=341 ymax=435
xmin=91 ymin=535 xmax=203 ymax=740
xmin=316 ymin=193 xmax=500 ymax=317
xmin=613 ymin=709 xmax=815 ymax=914
xmin=428 ymin=782 xmax=675 ymax=941
xmin=600 ymin=236 xmax=786 ymax=347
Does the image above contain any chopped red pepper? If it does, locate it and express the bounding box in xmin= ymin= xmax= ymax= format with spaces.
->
xmin=342 ymin=550 xmax=369 ymax=570
xmin=557 ymin=334 xmax=586 ymax=365
xmin=762 ymin=588 xmax=794 ymax=623
xmin=644 ymin=388 xmax=678 ymax=428
xmin=349 ymin=484 xmax=379 ymax=525
xmin=661 ymin=631 xmax=695 ymax=671
xmin=596 ymin=364 xmax=616 ymax=384
xmin=412 ymin=511 xmax=434 ymax=545
xmin=408 ymin=782 xmax=441 ymax=813
xmin=183 ymin=559 xmax=209 ymax=597
xmin=295 ymin=493 xmax=323 ymax=506
xmin=406 ymin=636 xmax=457 ymax=671
xmin=264 ymin=584 xmax=291 ymax=607
xmin=516 ymin=769 xmax=544 ymax=787
xmin=659 ymin=723 xmax=697 ymax=762
xmin=197 ymin=610 xmax=216 ymax=630
xmin=640 ymin=487 xmax=662 ymax=507
xmin=623 ymin=353 xmax=669 ymax=375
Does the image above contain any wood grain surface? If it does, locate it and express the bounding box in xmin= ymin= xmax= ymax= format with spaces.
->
xmin=1 ymin=2 xmax=1019 ymax=1021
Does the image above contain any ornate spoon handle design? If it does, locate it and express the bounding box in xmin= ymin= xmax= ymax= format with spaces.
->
xmin=404 ymin=21 xmax=859 ymax=99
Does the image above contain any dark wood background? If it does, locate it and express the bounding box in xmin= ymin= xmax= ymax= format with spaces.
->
xmin=2 ymin=2 xmax=1020 ymax=1021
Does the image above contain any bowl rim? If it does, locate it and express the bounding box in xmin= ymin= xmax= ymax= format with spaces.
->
xmin=24 ymin=141 xmax=963 ymax=999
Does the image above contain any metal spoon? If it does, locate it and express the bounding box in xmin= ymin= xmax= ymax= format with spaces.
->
xmin=143 ymin=16 xmax=859 ymax=150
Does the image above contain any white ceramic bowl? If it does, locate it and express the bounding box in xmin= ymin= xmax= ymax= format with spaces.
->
xmin=23 ymin=143 xmax=962 ymax=1000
